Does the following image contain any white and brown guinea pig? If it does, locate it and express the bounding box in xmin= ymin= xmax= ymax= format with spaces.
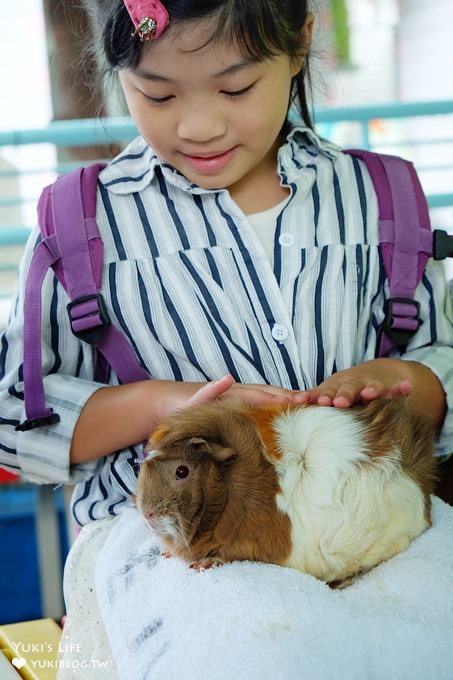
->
xmin=135 ymin=397 xmax=437 ymax=585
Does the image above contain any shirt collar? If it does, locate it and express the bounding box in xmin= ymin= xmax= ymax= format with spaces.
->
xmin=286 ymin=124 xmax=340 ymax=159
xmin=99 ymin=123 xmax=341 ymax=196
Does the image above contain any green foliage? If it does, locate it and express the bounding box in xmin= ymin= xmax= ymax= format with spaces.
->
xmin=330 ymin=0 xmax=351 ymax=64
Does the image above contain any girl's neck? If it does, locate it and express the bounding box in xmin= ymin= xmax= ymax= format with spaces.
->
xmin=233 ymin=180 xmax=290 ymax=216
xmin=228 ymin=140 xmax=289 ymax=215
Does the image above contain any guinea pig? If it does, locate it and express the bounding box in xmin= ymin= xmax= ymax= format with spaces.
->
xmin=135 ymin=397 xmax=437 ymax=585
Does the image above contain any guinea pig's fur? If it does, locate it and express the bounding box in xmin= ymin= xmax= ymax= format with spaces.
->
xmin=135 ymin=397 xmax=437 ymax=584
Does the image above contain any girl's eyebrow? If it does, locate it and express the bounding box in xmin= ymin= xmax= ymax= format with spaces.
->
xmin=132 ymin=58 xmax=259 ymax=83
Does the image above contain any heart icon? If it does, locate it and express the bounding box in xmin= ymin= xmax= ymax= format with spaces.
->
xmin=12 ymin=657 xmax=27 ymax=669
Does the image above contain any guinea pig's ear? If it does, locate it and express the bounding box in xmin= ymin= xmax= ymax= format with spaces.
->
xmin=187 ymin=437 xmax=236 ymax=462
xmin=209 ymin=443 xmax=236 ymax=462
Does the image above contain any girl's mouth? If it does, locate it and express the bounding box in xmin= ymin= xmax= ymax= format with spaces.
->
xmin=181 ymin=147 xmax=237 ymax=174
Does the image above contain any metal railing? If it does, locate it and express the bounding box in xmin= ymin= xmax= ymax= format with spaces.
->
xmin=0 ymin=99 xmax=452 ymax=297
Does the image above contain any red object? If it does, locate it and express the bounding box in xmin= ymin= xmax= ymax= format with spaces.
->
xmin=0 ymin=468 xmax=20 ymax=483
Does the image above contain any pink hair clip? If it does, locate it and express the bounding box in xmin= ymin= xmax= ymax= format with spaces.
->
xmin=123 ymin=0 xmax=169 ymax=41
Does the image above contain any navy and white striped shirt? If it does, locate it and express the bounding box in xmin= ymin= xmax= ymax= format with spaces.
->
xmin=1 ymin=125 xmax=452 ymax=524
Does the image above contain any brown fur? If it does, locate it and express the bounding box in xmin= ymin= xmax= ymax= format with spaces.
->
xmin=137 ymin=402 xmax=292 ymax=567
xmin=353 ymin=398 xmax=438 ymax=523
xmin=247 ymin=402 xmax=288 ymax=462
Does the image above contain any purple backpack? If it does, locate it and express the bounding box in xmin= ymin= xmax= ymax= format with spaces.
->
xmin=16 ymin=151 xmax=453 ymax=431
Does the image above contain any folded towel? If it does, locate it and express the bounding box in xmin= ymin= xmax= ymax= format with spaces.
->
xmin=95 ymin=497 xmax=453 ymax=680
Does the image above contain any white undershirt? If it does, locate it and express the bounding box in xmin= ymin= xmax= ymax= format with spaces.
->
xmin=246 ymin=197 xmax=289 ymax=264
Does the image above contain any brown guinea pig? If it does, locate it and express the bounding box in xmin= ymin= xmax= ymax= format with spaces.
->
xmin=135 ymin=397 xmax=437 ymax=584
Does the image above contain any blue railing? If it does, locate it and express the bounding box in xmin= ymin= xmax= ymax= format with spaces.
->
xmin=0 ymin=99 xmax=452 ymax=268
xmin=1 ymin=98 xmax=453 ymax=148
xmin=0 ymin=117 xmax=136 ymax=149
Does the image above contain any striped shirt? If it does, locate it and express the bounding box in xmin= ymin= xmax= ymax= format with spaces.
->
xmin=1 ymin=125 xmax=452 ymax=525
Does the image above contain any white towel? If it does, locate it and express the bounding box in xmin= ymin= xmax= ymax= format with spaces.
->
xmin=95 ymin=497 xmax=453 ymax=680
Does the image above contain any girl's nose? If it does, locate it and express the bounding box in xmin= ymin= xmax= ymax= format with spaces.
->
xmin=177 ymin=105 xmax=227 ymax=143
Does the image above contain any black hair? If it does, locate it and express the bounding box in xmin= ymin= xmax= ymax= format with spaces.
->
xmin=83 ymin=0 xmax=313 ymax=130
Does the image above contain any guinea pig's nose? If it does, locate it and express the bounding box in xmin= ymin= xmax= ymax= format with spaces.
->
xmin=146 ymin=511 xmax=154 ymax=519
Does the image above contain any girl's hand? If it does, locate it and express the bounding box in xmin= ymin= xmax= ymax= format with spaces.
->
xmin=297 ymin=359 xmax=413 ymax=408
xmin=297 ymin=357 xmax=446 ymax=431
xmin=185 ymin=374 xmax=304 ymax=409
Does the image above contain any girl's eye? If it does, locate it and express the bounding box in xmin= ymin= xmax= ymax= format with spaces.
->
xmin=175 ymin=465 xmax=190 ymax=480
xmin=222 ymin=83 xmax=256 ymax=98
xmin=142 ymin=93 xmax=174 ymax=104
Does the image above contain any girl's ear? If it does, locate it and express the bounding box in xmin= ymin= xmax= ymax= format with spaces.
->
xmin=303 ymin=12 xmax=315 ymax=47
xmin=291 ymin=12 xmax=315 ymax=76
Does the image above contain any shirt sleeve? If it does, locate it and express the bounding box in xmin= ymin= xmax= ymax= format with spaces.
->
xmin=0 ymin=228 xmax=105 ymax=484
xmin=398 ymin=258 xmax=453 ymax=457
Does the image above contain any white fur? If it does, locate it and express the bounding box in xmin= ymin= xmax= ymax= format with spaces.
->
xmin=272 ymin=407 xmax=428 ymax=582
xmin=145 ymin=449 xmax=161 ymax=460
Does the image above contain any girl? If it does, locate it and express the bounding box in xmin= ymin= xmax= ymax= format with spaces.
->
xmin=0 ymin=0 xmax=452 ymax=677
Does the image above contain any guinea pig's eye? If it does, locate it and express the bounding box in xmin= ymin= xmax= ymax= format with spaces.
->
xmin=175 ymin=465 xmax=190 ymax=480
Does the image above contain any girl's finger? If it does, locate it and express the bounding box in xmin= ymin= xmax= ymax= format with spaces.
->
xmin=186 ymin=375 xmax=235 ymax=406
xmin=388 ymin=379 xmax=413 ymax=397
xmin=319 ymin=382 xmax=361 ymax=406
xmin=294 ymin=388 xmax=323 ymax=405
xmin=231 ymin=386 xmax=294 ymax=405
xmin=359 ymin=382 xmax=384 ymax=401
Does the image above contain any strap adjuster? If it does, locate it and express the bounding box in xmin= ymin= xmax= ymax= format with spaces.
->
xmin=15 ymin=412 xmax=61 ymax=431
xmin=383 ymin=297 xmax=421 ymax=348
xmin=67 ymin=293 xmax=111 ymax=345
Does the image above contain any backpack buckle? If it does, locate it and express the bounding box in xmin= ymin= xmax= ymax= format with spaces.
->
xmin=383 ymin=297 xmax=421 ymax=348
xmin=67 ymin=293 xmax=111 ymax=345
xmin=433 ymin=229 xmax=453 ymax=260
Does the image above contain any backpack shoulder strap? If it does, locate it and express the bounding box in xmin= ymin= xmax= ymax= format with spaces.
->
xmin=345 ymin=149 xmax=434 ymax=357
xmin=18 ymin=163 xmax=148 ymax=431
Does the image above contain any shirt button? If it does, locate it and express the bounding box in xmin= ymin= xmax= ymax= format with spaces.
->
xmin=278 ymin=233 xmax=295 ymax=247
xmin=272 ymin=324 xmax=289 ymax=342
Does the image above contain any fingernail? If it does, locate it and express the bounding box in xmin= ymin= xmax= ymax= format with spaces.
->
xmin=333 ymin=396 xmax=350 ymax=408
xmin=293 ymin=392 xmax=307 ymax=402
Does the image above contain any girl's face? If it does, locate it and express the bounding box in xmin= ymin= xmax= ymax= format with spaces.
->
xmin=119 ymin=19 xmax=302 ymax=208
